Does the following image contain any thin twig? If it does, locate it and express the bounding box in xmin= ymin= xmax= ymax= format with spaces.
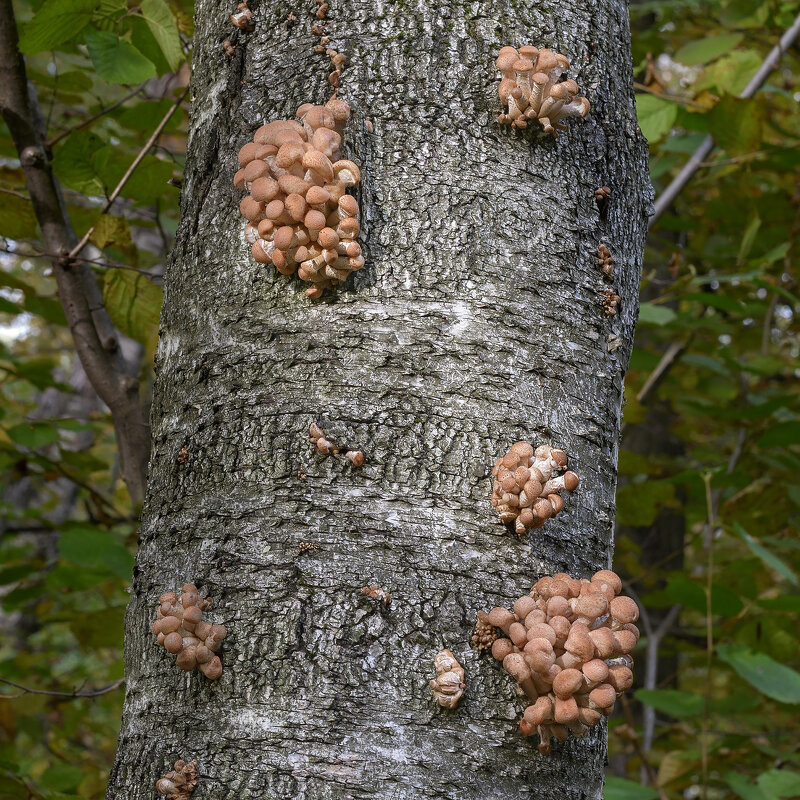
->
xmin=46 ymin=83 xmax=146 ymax=148
xmin=0 ymin=186 xmax=30 ymax=201
xmin=0 ymin=676 xmax=125 ymax=699
xmin=0 ymin=244 xmax=159 ymax=278
xmin=649 ymin=11 xmax=800 ymax=228
xmin=635 ymin=336 xmax=694 ymax=406
xmin=69 ymin=85 xmax=189 ymax=261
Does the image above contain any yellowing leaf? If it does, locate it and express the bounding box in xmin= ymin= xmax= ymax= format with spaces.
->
xmin=102 ymin=270 xmax=162 ymax=345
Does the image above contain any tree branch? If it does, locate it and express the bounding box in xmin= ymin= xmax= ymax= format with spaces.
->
xmin=0 ymin=676 xmax=125 ymax=700
xmin=46 ymin=83 xmax=147 ymax=148
xmin=649 ymin=11 xmax=800 ymax=229
xmin=0 ymin=0 xmax=151 ymax=503
xmin=69 ymin=86 xmax=189 ymax=260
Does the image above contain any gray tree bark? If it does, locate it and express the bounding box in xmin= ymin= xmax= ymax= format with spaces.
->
xmin=108 ymin=0 xmax=651 ymax=798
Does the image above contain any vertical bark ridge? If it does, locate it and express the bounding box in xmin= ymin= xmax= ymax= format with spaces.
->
xmin=108 ymin=0 xmax=651 ymax=797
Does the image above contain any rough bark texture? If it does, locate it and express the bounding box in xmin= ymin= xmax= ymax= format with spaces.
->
xmin=108 ymin=0 xmax=651 ymax=798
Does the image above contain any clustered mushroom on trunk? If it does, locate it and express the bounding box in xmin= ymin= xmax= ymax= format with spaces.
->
xmin=490 ymin=441 xmax=580 ymax=534
xmin=151 ymin=585 xmax=227 ymax=680
xmin=496 ymin=46 xmax=591 ymax=134
xmin=234 ymin=98 xmax=363 ymax=299
xmin=481 ymin=570 xmax=639 ymax=755
xmin=156 ymin=760 xmax=198 ymax=800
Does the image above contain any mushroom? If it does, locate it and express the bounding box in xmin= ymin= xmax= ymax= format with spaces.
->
xmin=152 ymin=586 xmax=224 ymax=680
xmin=430 ymin=649 xmax=466 ymax=709
xmin=490 ymin=441 xmax=579 ymax=534
xmin=233 ymin=102 xmax=363 ymax=297
xmin=478 ymin=569 xmax=640 ymax=753
xmin=156 ymin=759 xmax=198 ymax=800
xmin=495 ymin=44 xmax=591 ymax=136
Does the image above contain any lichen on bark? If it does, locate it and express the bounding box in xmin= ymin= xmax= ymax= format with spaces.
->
xmin=107 ymin=0 xmax=651 ymax=797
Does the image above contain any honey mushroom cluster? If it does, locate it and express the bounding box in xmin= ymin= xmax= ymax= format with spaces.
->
xmin=234 ymin=98 xmax=363 ymax=299
xmin=156 ymin=759 xmax=197 ymax=800
xmin=491 ymin=442 xmax=579 ymax=534
xmin=602 ymin=287 xmax=620 ymax=316
xmin=598 ymin=243 xmax=614 ymax=278
xmin=471 ymin=611 xmax=499 ymax=652
xmin=309 ymin=422 xmax=364 ymax=465
xmin=486 ymin=570 xmax=639 ymax=755
xmin=430 ymin=649 xmax=466 ymax=709
xmin=152 ymin=584 xmax=226 ymax=680
xmin=496 ymin=46 xmax=590 ymax=134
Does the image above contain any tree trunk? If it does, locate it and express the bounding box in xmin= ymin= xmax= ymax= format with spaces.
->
xmin=108 ymin=0 xmax=651 ymax=797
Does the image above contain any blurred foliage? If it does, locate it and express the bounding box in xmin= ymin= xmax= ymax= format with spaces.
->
xmin=0 ymin=0 xmax=798 ymax=798
xmin=0 ymin=0 xmax=189 ymax=797
xmin=608 ymin=0 xmax=800 ymax=798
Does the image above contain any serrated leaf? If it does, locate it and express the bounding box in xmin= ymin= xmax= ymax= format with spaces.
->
xmin=636 ymin=94 xmax=678 ymax=143
xmin=603 ymin=776 xmax=658 ymax=800
xmin=635 ymin=689 xmax=703 ymax=718
xmin=102 ymin=270 xmax=162 ymax=345
xmin=733 ymin=523 xmax=798 ymax=586
xmin=6 ymin=422 xmax=59 ymax=449
xmin=140 ymin=0 xmax=183 ymax=72
xmin=675 ymin=33 xmax=744 ymax=66
xmin=84 ymin=29 xmax=157 ymax=84
xmin=18 ymin=0 xmax=98 ymax=54
xmin=708 ymin=96 xmax=763 ymax=157
xmin=638 ymin=302 xmax=676 ymax=326
xmin=718 ymin=644 xmax=800 ymax=704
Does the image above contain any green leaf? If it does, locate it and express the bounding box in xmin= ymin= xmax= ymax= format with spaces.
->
xmin=635 ymin=689 xmax=703 ymax=718
xmin=733 ymin=523 xmax=798 ymax=586
xmin=23 ymin=294 xmax=68 ymax=326
xmin=603 ymin=776 xmax=659 ymax=800
xmin=58 ymin=527 xmax=134 ymax=579
xmin=90 ymin=215 xmax=131 ymax=250
xmin=726 ymin=772 xmax=772 ymax=800
xmin=84 ymin=28 xmax=157 ymax=84
xmin=0 ymin=195 xmax=38 ymax=241
xmin=708 ymin=96 xmax=763 ymax=157
xmin=638 ymin=302 xmax=676 ymax=326
xmin=758 ymin=596 xmax=800 ymax=612
xmin=737 ymin=213 xmax=761 ymax=265
xmin=102 ymin=270 xmax=163 ymax=344
xmin=758 ymin=421 xmax=800 ymax=449
xmin=698 ymin=50 xmax=763 ymax=96
xmin=636 ymin=94 xmax=679 ymax=143
xmin=68 ymin=606 xmax=125 ymax=648
xmin=718 ymin=644 xmax=800 ymax=704
xmin=675 ymin=33 xmax=744 ymax=66
xmin=666 ymin=576 xmax=706 ymax=612
xmin=52 ymin=132 xmax=105 ymax=195
xmin=39 ymin=764 xmax=83 ymax=793
xmin=616 ymin=480 xmax=676 ymax=527
xmin=140 ymin=0 xmax=183 ymax=72
xmin=756 ymin=769 xmax=800 ymax=798
xmin=18 ymin=0 xmax=98 ymax=54
xmin=6 ymin=422 xmax=59 ymax=449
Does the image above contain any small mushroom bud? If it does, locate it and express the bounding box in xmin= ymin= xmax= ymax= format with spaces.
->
xmin=491 ymin=638 xmax=515 ymax=661
xmin=176 ymin=645 xmax=198 ymax=671
xmin=345 ymin=450 xmax=364 ymax=466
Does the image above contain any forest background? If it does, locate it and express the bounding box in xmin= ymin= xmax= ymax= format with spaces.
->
xmin=0 ymin=0 xmax=798 ymax=798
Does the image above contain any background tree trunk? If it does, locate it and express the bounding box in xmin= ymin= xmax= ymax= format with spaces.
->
xmin=107 ymin=0 xmax=651 ymax=797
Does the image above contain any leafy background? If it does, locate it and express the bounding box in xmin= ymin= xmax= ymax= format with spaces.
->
xmin=0 ymin=0 xmax=799 ymax=798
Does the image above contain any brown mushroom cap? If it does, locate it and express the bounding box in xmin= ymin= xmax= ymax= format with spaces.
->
xmin=610 ymin=596 xmax=639 ymax=625
xmin=582 ymin=659 xmax=609 ymax=685
xmin=589 ymin=683 xmax=616 ymax=710
xmin=491 ymin=638 xmax=515 ymax=661
xmin=592 ymin=570 xmax=622 ymax=595
xmin=163 ymin=631 xmax=183 ymax=654
xmin=608 ymin=665 xmax=633 ymax=693
xmin=554 ymin=696 xmax=579 ymax=724
xmin=574 ymin=592 xmax=608 ymax=621
xmin=250 ymin=176 xmax=280 ymax=203
xmin=513 ymin=595 xmax=537 ymax=620
xmin=552 ymin=668 xmax=583 ymax=699
xmin=503 ymin=652 xmax=532 ymax=684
